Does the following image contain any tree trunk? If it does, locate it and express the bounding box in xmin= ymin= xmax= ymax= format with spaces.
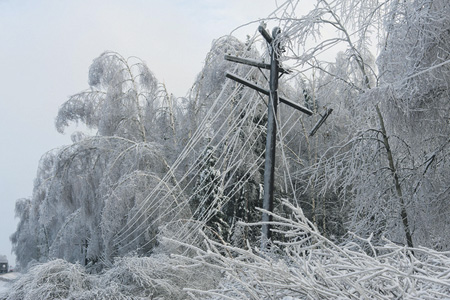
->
xmin=376 ymin=105 xmax=414 ymax=250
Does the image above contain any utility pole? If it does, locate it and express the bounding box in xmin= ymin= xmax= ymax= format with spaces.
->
xmin=261 ymin=26 xmax=281 ymax=247
xmin=225 ymin=25 xmax=331 ymax=249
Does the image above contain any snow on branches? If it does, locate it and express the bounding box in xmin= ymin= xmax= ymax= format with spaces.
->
xmin=4 ymin=203 xmax=450 ymax=299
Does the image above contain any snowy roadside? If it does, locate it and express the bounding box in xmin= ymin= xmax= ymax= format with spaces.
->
xmin=0 ymin=280 xmax=11 ymax=296
xmin=0 ymin=273 xmax=19 ymax=282
xmin=0 ymin=273 xmax=19 ymax=295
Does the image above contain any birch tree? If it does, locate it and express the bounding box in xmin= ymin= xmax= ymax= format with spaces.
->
xmin=11 ymin=52 xmax=179 ymax=269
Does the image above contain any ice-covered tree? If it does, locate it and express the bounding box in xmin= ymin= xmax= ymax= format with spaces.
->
xmin=184 ymin=36 xmax=269 ymax=246
xmin=275 ymin=0 xmax=449 ymax=250
xmin=191 ymin=145 xmax=230 ymax=241
xmin=11 ymin=52 xmax=180 ymax=269
xmin=374 ymin=0 xmax=450 ymax=249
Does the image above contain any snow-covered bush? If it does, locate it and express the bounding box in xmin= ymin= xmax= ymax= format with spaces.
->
xmin=173 ymin=202 xmax=450 ymax=299
xmin=4 ymin=201 xmax=450 ymax=299
xmin=3 ymin=252 xmax=219 ymax=300
xmin=3 ymin=259 xmax=90 ymax=300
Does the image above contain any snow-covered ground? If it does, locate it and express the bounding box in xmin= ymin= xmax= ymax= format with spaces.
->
xmin=0 ymin=280 xmax=10 ymax=294
xmin=0 ymin=273 xmax=19 ymax=281
xmin=0 ymin=273 xmax=19 ymax=295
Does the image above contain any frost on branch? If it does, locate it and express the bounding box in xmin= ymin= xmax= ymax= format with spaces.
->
xmin=7 ymin=203 xmax=449 ymax=299
xmin=3 ymin=253 xmax=219 ymax=300
xmin=56 ymin=51 xmax=158 ymax=140
xmin=174 ymin=202 xmax=450 ymax=299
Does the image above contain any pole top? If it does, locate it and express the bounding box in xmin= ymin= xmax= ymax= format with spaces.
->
xmin=258 ymin=25 xmax=272 ymax=43
xmin=258 ymin=26 xmax=282 ymax=45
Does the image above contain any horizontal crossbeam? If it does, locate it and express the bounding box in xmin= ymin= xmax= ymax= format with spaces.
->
xmin=309 ymin=108 xmax=333 ymax=136
xmin=224 ymin=55 xmax=290 ymax=74
xmin=226 ymin=72 xmax=313 ymax=116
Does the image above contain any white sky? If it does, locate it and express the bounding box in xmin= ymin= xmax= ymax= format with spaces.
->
xmin=0 ymin=0 xmax=281 ymax=267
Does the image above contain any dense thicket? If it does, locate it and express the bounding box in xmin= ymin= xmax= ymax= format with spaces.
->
xmin=8 ymin=0 xmax=450 ymax=298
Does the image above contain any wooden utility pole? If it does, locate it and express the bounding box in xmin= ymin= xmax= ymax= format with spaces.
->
xmin=225 ymin=26 xmax=331 ymax=249
xmin=260 ymin=26 xmax=281 ymax=247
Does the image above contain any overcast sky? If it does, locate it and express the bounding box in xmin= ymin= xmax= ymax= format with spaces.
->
xmin=0 ymin=0 xmax=280 ymax=267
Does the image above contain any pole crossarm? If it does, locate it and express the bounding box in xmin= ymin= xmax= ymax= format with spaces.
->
xmin=224 ymin=55 xmax=291 ymax=74
xmin=309 ymin=108 xmax=333 ymax=137
xmin=224 ymin=25 xmax=321 ymax=249
xmin=225 ymin=72 xmax=313 ymax=116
